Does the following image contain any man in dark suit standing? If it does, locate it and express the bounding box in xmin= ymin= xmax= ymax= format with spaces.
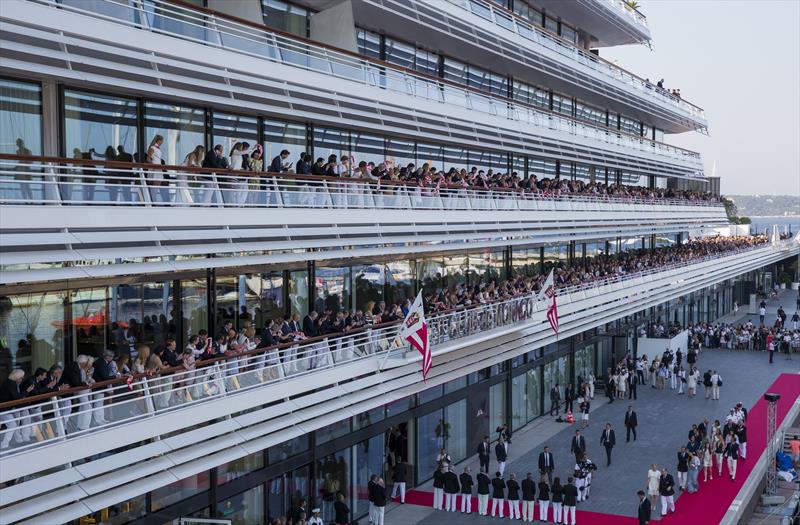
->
xmin=637 ymin=489 xmax=652 ymax=525
xmin=600 ymin=423 xmax=616 ymax=466
xmin=570 ymin=429 xmax=586 ymax=464
xmin=490 ymin=472 xmax=506 ymax=517
xmin=443 ymin=466 xmax=460 ymax=512
xmin=477 ymin=435 xmax=491 ymax=473
xmin=459 ymin=467 xmax=474 ymax=513
xmin=495 ymin=436 xmax=508 ymax=476
xmin=563 ymin=477 xmax=579 ymax=525
xmin=625 ymin=405 xmax=638 ymax=442
xmin=538 ymin=446 xmax=555 ymax=484
xmin=476 ymin=469 xmax=491 ymax=516
xmin=521 ymin=472 xmax=536 ymax=522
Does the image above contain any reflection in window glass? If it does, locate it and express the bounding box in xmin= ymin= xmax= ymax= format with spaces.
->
xmin=444 ymin=399 xmax=467 ymax=462
xmin=444 ymin=255 xmax=467 ymax=289
xmin=316 ymin=419 xmax=350 ymax=444
xmin=152 ymin=471 xmax=210 ymax=511
xmin=217 ymin=452 xmax=265 ymax=486
xmin=315 ymin=448 xmax=350 ymax=523
xmin=417 ymin=143 xmax=443 ymax=172
xmin=526 ymin=367 xmax=541 ymax=422
xmin=417 ymin=408 xmax=444 ymax=474
xmin=354 ymin=406 xmax=384 ymax=430
xmin=354 ymin=434 xmax=384 ymax=515
xmin=77 ymin=494 xmax=147 ymax=524
xmin=314 ymin=126 xmax=350 ymax=163
xmin=217 ymin=485 xmax=265 ymax=525
xmin=351 ymin=132 xmax=385 ymax=167
xmin=356 ymin=28 xmax=381 ymax=60
xmin=489 ymin=381 xmax=506 ymax=435
xmin=251 ymin=272 xmax=284 ymax=332
xmin=70 ymin=287 xmax=109 ymax=359
xmin=1 ymin=291 xmax=66 ymax=383
xmin=110 ymin=282 xmax=174 ymax=356
xmin=269 ymin=434 xmax=309 ymax=463
xmin=63 ymin=89 xmax=137 ymax=164
xmin=353 ymin=264 xmax=384 ymax=314
xmin=574 ymin=344 xmax=596 ymax=382
xmin=0 ymin=78 xmax=41 ymax=155
xmin=262 ymin=0 xmax=310 ymax=37
xmin=264 ymin=120 xmax=306 ymax=168
xmin=289 ymin=270 xmax=309 ymax=317
xmin=386 ymin=261 xmax=414 ymax=307
xmin=552 ymin=93 xmax=573 ymax=117
xmin=181 ymin=278 xmax=208 ymax=341
xmin=144 ymin=101 xmax=205 ymax=165
xmin=418 ymin=258 xmax=444 ymax=296
xmin=212 ymin=112 xmax=258 ymax=160
xmin=315 ymin=267 xmax=350 ymax=313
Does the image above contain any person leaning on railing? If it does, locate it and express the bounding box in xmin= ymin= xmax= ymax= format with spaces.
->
xmin=0 ymin=369 xmax=34 ymax=449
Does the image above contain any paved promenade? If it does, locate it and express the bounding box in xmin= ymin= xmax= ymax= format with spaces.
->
xmin=385 ymin=290 xmax=800 ymax=524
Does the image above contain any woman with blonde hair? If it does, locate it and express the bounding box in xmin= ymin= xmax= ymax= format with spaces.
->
xmin=702 ymin=440 xmax=714 ymax=481
xmin=146 ymin=134 xmax=168 ymax=202
xmin=179 ymin=145 xmax=205 ymax=204
xmin=0 ymin=369 xmax=33 ymax=449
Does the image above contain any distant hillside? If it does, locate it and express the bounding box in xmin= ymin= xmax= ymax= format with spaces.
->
xmin=725 ymin=195 xmax=800 ymax=217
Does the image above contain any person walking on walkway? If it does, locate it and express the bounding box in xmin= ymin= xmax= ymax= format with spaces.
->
xmin=703 ymin=370 xmax=713 ymax=399
xmin=724 ymin=434 xmax=740 ymax=481
xmin=637 ymin=490 xmax=652 ymax=525
xmin=676 ymin=447 xmax=689 ymax=491
xmin=571 ymin=429 xmax=587 ymax=464
xmin=659 ymin=468 xmax=676 ymax=516
xmin=600 ymin=423 xmax=616 ymax=466
xmin=507 ymin=473 xmax=521 ymax=519
xmin=702 ymin=442 xmax=714 ymax=481
xmin=687 ymin=453 xmax=701 ymax=493
xmin=476 ymin=469 xmax=490 ymax=516
xmin=491 ymin=472 xmax=506 ymax=517
xmin=459 ymin=466 xmax=473 ymax=513
xmin=710 ymin=370 xmax=722 ymax=400
xmin=625 ymin=405 xmax=638 ymax=442
xmin=496 ymin=435 xmax=508 ymax=476
xmin=538 ymin=446 xmax=555 ymax=484
xmin=646 ymin=464 xmax=661 ymax=509
xmin=737 ymin=422 xmax=748 ymax=460
xmin=521 ymin=473 xmax=536 ymax=522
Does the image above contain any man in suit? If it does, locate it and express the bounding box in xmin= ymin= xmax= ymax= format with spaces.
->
xmin=506 ymin=473 xmax=521 ymax=520
xmin=459 ymin=467 xmax=474 ymax=513
xmin=443 ymin=465 xmax=460 ymax=512
xmin=628 ymin=371 xmax=638 ymax=400
xmin=550 ymin=383 xmax=561 ymax=416
xmin=659 ymin=468 xmax=676 ymax=515
xmin=270 ymin=149 xmax=291 ymax=173
xmin=600 ymin=423 xmax=616 ymax=466
xmin=538 ymin=446 xmax=555 ymax=484
xmin=676 ymin=447 xmax=689 ymax=490
xmin=477 ymin=435 xmax=491 ymax=473
xmin=391 ymin=457 xmax=407 ymax=503
xmin=625 ymin=405 xmax=638 ymax=442
xmin=495 ymin=435 xmax=508 ymax=476
xmin=490 ymin=472 xmax=506 ymax=517
xmin=570 ymin=429 xmax=586 ymax=464
xmin=637 ymin=489 xmax=652 ymax=525
xmin=476 ymin=469 xmax=491 ymax=516
xmin=302 ymin=311 xmax=319 ymax=338
xmin=563 ymin=477 xmax=579 ymax=525
xmin=202 ymin=144 xmax=228 ymax=169
xmin=521 ymin=472 xmax=536 ymax=521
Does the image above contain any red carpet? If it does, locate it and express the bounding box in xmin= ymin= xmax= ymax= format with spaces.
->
xmin=400 ymin=374 xmax=800 ymax=525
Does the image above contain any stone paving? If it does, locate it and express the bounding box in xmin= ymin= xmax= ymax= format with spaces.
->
xmin=385 ymin=290 xmax=800 ymax=524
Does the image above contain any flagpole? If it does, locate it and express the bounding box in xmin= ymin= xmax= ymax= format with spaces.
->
xmin=378 ymin=335 xmax=402 ymax=372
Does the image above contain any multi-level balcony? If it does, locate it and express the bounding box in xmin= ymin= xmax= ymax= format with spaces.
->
xmin=314 ymin=0 xmax=703 ymax=132
xmin=0 ymin=156 xmax=728 ymax=284
xmin=1 ymin=238 xmax=797 ymax=525
xmin=0 ymin=0 xmax=704 ymax=179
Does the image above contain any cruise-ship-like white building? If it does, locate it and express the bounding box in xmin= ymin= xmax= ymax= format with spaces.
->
xmin=0 ymin=0 xmax=796 ymax=523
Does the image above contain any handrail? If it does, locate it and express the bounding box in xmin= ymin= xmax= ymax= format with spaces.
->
xmin=23 ymin=0 xmax=705 ymax=161
xmin=444 ymin=0 xmax=704 ymax=120
xmin=0 ymin=155 xmax=722 ymax=208
xmin=0 ymin=239 xmax=777 ymax=413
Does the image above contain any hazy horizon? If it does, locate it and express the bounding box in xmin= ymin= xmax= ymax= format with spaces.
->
xmin=601 ymin=0 xmax=800 ymax=197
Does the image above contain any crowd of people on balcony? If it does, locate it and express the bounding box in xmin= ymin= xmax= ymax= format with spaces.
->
xmin=0 ymin=234 xmax=772 ymax=450
xmin=24 ymin=136 xmax=721 ymax=205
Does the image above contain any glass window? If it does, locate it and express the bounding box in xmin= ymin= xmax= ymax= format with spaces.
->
xmin=218 ymin=452 xmax=265 ymax=486
xmin=261 ymin=0 xmax=310 ymax=37
xmin=385 ymin=36 xmax=415 ymax=70
xmin=63 ymin=89 xmax=137 ymax=165
xmin=511 ymin=373 xmax=527 ymax=431
xmin=575 ymin=100 xmax=605 ymax=127
xmin=490 ymin=381 xmax=506 ymax=435
xmin=417 ymin=408 xmax=444 ymax=473
xmin=526 ymin=367 xmax=541 ymax=423
xmin=419 ymin=384 xmax=443 ymax=404
xmin=513 ymin=1 xmax=541 ymax=26
xmin=545 ymin=15 xmax=558 ymax=34
xmin=269 ymin=434 xmax=309 ymax=463
xmin=110 ymin=281 xmax=174 ymax=357
xmin=315 ymin=267 xmax=350 ymax=314
xmin=417 ymin=142 xmax=443 ymax=172
xmin=354 ymin=406 xmax=384 ymax=430
xmin=77 ymin=494 xmax=146 ymax=525
xmin=352 ymin=264 xmax=384 ymax=314
xmin=0 ymin=78 xmax=42 ymax=156
xmin=70 ymin=287 xmax=109 ymax=359
xmin=251 ymin=271 xmax=284 ymax=333
xmin=552 ymin=93 xmax=573 ymax=117
xmin=313 ymin=126 xmax=350 ymax=163
xmin=212 ymin=112 xmax=258 ymax=162
xmin=316 ymin=419 xmax=350 ymax=444
xmin=144 ymin=101 xmax=205 ymax=165
xmin=217 ymin=485 xmax=265 ymax=525
xmin=356 ymin=28 xmax=381 ymax=60
xmin=386 ymin=261 xmax=414 ymax=307
xmin=386 ymin=139 xmax=415 ymax=170
xmin=415 ymin=47 xmax=439 ymax=77
xmin=315 ymin=448 xmax=350 ymax=523
xmin=560 ymin=23 xmax=578 ymax=44
xmin=620 ymin=115 xmax=642 ymax=136
xmin=354 ymin=434 xmax=384 ymax=516
xmin=181 ymin=278 xmax=208 ymax=342
xmin=267 ymin=476 xmax=285 ymax=521
xmin=512 ymin=81 xmax=548 ymax=109
xmin=386 ymin=396 xmax=414 ymax=418
xmin=152 ymin=471 xmax=210 ymax=511
xmin=351 ymin=132 xmax=385 ymax=167
xmin=444 ymin=376 xmax=466 ymax=394
xmin=289 ymin=269 xmax=309 ymax=317
xmin=443 ymin=58 xmax=468 ymax=86
xmin=444 ymin=255 xmax=467 ymax=289
xmin=264 ymin=119 xmax=307 ymax=169
xmin=1 ymin=291 xmax=66 ymax=380
xmin=444 ymin=399 xmax=467 ymax=462
xmin=543 ymin=356 xmax=568 ymax=405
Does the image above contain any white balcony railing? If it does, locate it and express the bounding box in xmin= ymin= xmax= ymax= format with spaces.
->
xmin=0 ymin=241 xmax=784 ymax=459
xmin=441 ymin=0 xmax=704 ymax=124
xmin=21 ymin=0 xmax=704 ymax=166
xmin=0 ymin=156 xmax=722 ymax=211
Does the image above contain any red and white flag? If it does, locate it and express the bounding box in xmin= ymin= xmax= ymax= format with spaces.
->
xmin=546 ymin=293 xmax=559 ymax=335
xmin=537 ymin=269 xmax=559 ymax=335
xmin=398 ymin=291 xmax=431 ymax=380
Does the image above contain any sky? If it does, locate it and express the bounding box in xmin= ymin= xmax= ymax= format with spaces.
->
xmin=600 ymin=0 xmax=800 ymax=196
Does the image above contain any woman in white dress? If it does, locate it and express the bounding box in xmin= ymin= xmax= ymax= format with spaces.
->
xmin=647 ymin=464 xmax=661 ymax=508
xmin=179 ymin=145 xmax=204 ymax=204
xmin=146 ymin=134 xmax=168 ymax=202
xmin=228 ymin=142 xmax=254 ymax=205
xmin=702 ymin=441 xmax=714 ymax=481
xmin=686 ymin=366 xmax=699 ymax=397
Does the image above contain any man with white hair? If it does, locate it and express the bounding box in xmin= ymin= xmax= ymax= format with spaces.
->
xmin=0 ymin=369 xmax=33 ymax=449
